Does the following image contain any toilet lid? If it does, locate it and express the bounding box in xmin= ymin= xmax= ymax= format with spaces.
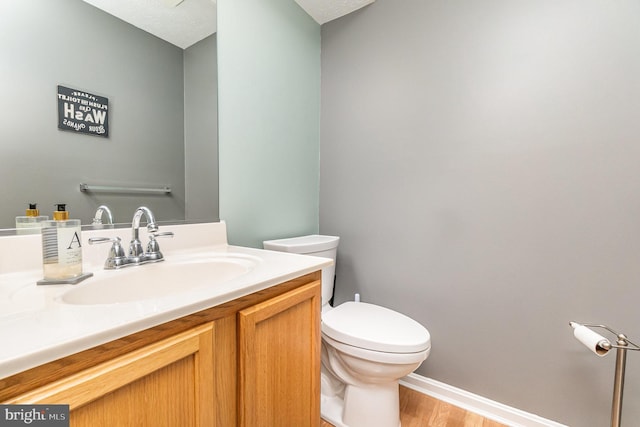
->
xmin=322 ymin=302 xmax=431 ymax=353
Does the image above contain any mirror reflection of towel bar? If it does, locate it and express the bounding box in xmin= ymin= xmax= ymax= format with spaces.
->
xmin=79 ymin=183 xmax=172 ymax=194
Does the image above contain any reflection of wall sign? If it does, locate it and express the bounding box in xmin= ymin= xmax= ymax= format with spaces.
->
xmin=57 ymin=85 xmax=109 ymax=138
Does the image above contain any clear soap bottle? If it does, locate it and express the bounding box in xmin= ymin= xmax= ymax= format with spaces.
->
xmin=41 ymin=204 xmax=83 ymax=281
xmin=15 ymin=203 xmax=48 ymax=233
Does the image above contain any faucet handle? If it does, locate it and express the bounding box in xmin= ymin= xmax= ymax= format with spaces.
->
xmin=151 ymin=231 xmax=174 ymax=239
xmin=89 ymin=237 xmax=128 ymax=269
xmin=89 ymin=236 xmax=124 ymax=254
xmin=145 ymin=232 xmax=174 ymax=261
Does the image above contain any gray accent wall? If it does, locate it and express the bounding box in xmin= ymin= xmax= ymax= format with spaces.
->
xmin=320 ymin=1 xmax=640 ymax=425
xmin=185 ymin=35 xmax=219 ymax=222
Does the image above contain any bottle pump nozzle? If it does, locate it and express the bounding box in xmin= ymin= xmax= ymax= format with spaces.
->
xmin=26 ymin=203 xmax=39 ymax=217
xmin=53 ymin=204 xmax=69 ymax=221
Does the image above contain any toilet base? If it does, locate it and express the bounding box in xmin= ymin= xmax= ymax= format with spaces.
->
xmin=321 ymin=393 xmax=348 ymax=427
xmin=321 ymin=379 xmax=401 ymax=427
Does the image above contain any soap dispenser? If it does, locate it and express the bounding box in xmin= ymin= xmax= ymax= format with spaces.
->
xmin=15 ymin=203 xmax=48 ymax=233
xmin=39 ymin=204 xmax=92 ymax=284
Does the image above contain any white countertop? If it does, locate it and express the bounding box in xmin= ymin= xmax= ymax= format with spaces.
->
xmin=0 ymin=222 xmax=331 ymax=379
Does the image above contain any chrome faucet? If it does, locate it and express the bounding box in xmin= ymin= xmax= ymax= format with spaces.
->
xmin=89 ymin=206 xmax=173 ymax=269
xmin=92 ymin=205 xmax=114 ymax=226
xmin=129 ymin=206 xmax=159 ymax=261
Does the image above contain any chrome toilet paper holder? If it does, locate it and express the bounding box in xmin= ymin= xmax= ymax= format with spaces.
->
xmin=569 ymin=322 xmax=640 ymax=427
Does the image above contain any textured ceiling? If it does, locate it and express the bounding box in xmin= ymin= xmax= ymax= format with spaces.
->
xmin=82 ymin=0 xmax=217 ymax=50
xmin=294 ymin=0 xmax=374 ymax=24
xmin=82 ymin=0 xmax=374 ymax=50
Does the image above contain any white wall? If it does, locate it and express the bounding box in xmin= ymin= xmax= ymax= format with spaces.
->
xmin=320 ymin=1 xmax=640 ymax=425
xmin=218 ymin=0 xmax=321 ymax=248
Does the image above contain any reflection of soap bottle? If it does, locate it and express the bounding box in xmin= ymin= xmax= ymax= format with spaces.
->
xmin=41 ymin=204 xmax=83 ymax=280
xmin=15 ymin=203 xmax=48 ymax=233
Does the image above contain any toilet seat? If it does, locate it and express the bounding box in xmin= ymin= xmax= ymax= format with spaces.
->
xmin=322 ymin=333 xmax=430 ymax=365
xmin=322 ymin=302 xmax=431 ymax=353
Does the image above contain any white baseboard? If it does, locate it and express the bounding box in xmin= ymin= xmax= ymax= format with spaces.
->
xmin=399 ymin=374 xmax=567 ymax=427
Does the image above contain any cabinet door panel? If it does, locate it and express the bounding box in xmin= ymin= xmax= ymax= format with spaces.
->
xmin=238 ymin=281 xmax=321 ymax=427
xmin=7 ymin=322 xmax=215 ymax=427
xmin=71 ymin=356 xmax=197 ymax=427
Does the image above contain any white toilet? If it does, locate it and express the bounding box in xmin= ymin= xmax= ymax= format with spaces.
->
xmin=263 ymin=235 xmax=431 ymax=427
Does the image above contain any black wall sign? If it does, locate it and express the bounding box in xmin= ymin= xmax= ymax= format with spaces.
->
xmin=57 ymin=85 xmax=109 ymax=137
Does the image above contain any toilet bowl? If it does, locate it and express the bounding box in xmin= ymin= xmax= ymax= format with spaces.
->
xmin=263 ymin=235 xmax=431 ymax=427
xmin=321 ymin=301 xmax=430 ymax=427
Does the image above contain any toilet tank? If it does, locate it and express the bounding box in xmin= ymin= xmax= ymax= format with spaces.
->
xmin=263 ymin=235 xmax=339 ymax=307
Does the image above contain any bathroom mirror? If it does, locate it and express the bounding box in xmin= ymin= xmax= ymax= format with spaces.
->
xmin=0 ymin=0 xmax=218 ymax=231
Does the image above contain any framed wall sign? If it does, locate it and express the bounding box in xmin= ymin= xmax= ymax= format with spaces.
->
xmin=57 ymin=85 xmax=109 ymax=137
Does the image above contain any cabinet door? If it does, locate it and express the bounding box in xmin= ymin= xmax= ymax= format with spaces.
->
xmin=238 ymin=280 xmax=321 ymax=427
xmin=6 ymin=322 xmax=215 ymax=427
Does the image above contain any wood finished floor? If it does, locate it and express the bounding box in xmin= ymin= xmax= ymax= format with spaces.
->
xmin=320 ymin=385 xmax=507 ymax=427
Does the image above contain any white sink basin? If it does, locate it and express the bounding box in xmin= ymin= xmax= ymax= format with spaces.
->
xmin=61 ymin=255 xmax=257 ymax=305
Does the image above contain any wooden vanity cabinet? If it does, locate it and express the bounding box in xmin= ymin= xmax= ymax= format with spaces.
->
xmin=0 ymin=272 xmax=321 ymax=427
xmin=4 ymin=323 xmax=216 ymax=427
xmin=238 ymin=278 xmax=321 ymax=427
